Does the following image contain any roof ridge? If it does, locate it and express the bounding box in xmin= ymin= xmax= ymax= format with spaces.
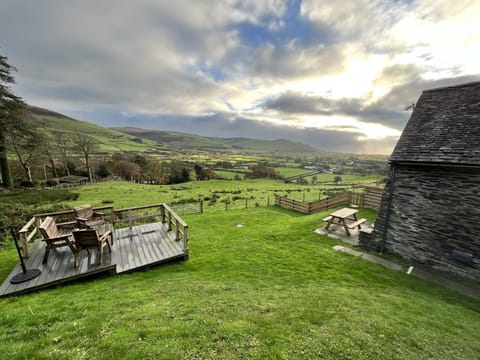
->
xmin=423 ymin=80 xmax=480 ymax=93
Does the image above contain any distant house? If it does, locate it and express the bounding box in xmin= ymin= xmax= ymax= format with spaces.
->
xmin=370 ymin=81 xmax=480 ymax=281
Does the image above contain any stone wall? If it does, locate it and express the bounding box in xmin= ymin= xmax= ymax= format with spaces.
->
xmin=372 ymin=164 xmax=480 ymax=281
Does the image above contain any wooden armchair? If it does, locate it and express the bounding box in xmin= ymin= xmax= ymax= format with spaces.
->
xmin=39 ymin=216 xmax=75 ymax=264
xmin=72 ymin=228 xmax=112 ymax=268
xmin=74 ymin=204 xmax=105 ymax=230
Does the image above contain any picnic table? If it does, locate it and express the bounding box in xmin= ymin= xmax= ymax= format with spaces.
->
xmin=323 ymin=208 xmax=367 ymax=236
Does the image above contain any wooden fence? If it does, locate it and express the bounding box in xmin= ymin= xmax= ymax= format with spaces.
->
xmin=275 ymin=191 xmax=352 ymax=214
xmin=363 ymin=186 xmax=384 ymax=210
xmin=275 ymin=187 xmax=384 ymax=214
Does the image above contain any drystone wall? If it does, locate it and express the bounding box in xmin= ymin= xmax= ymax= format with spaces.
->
xmin=371 ymin=164 xmax=480 ymax=281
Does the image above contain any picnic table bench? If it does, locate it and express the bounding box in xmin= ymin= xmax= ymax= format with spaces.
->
xmin=323 ymin=208 xmax=367 ymax=236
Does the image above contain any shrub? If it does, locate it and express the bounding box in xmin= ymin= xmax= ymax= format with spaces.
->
xmin=46 ymin=179 xmax=59 ymax=187
xmin=19 ymin=181 xmax=35 ymax=188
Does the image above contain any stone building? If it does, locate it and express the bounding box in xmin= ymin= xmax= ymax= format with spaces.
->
xmin=369 ymin=81 xmax=480 ymax=281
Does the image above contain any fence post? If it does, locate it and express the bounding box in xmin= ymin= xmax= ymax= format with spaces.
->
xmin=200 ymin=201 xmax=203 ymax=213
xmin=183 ymin=225 xmax=188 ymax=252
xmin=245 ymin=198 xmax=248 ymax=208
xmin=160 ymin=204 xmax=166 ymax=223
xmin=176 ymin=219 xmax=180 ymax=241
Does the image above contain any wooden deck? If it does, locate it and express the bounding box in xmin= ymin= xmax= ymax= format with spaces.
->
xmin=0 ymin=222 xmax=187 ymax=297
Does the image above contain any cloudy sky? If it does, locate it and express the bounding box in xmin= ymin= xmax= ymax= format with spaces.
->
xmin=1 ymin=0 xmax=479 ymax=154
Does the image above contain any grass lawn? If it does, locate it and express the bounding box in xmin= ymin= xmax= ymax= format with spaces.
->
xmin=1 ymin=206 xmax=479 ymax=359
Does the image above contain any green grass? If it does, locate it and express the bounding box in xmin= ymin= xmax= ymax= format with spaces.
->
xmin=53 ymin=178 xmax=381 ymax=210
xmin=275 ymin=167 xmax=313 ymax=178
xmin=0 ymin=206 xmax=479 ymax=359
xmin=214 ymin=170 xmax=244 ymax=180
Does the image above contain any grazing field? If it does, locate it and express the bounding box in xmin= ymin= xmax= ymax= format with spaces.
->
xmin=53 ymin=177 xmax=382 ymax=211
xmin=0 ymin=204 xmax=479 ymax=359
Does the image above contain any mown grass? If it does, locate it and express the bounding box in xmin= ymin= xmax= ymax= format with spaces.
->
xmin=0 ymin=205 xmax=479 ymax=359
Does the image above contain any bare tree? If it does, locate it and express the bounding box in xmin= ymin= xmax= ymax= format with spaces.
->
xmin=42 ymin=136 xmax=59 ymax=178
xmin=72 ymin=134 xmax=97 ymax=182
xmin=8 ymin=126 xmax=43 ymax=182
xmin=52 ymin=131 xmax=73 ymax=176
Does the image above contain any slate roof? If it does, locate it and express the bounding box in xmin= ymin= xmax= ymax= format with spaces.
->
xmin=390 ymin=81 xmax=480 ymax=166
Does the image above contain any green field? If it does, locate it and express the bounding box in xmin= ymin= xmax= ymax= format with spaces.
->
xmin=40 ymin=177 xmax=380 ymax=211
xmin=274 ymin=167 xmax=313 ymax=178
xmin=0 ymin=190 xmax=479 ymax=358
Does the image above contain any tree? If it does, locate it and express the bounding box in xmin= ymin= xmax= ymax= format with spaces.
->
xmin=72 ymin=134 xmax=97 ymax=182
xmin=0 ymin=52 xmax=27 ymax=188
xmin=246 ymin=164 xmax=281 ymax=179
xmin=113 ymin=160 xmax=141 ymax=180
xmin=334 ymin=175 xmax=342 ymax=184
xmin=95 ymin=164 xmax=110 ymax=179
xmin=7 ymin=125 xmax=43 ymax=182
xmin=52 ymin=131 xmax=73 ymax=176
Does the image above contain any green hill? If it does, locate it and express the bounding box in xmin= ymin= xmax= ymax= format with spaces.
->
xmin=28 ymin=106 xmax=158 ymax=152
xmin=112 ymin=127 xmax=319 ymax=154
xmin=27 ymin=106 xmax=319 ymax=154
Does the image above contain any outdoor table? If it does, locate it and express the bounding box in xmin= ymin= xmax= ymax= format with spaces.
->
xmin=325 ymin=207 xmax=359 ymax=236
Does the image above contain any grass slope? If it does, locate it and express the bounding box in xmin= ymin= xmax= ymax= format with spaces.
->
xmin=28 ymin=106 xmax=158 ymax=152
xmin=0 ymin=206 xmax=479 ymax=359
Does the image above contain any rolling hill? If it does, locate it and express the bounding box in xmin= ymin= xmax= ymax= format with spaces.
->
xmin=27 ymin=106 xmax=320 ymax=154
xmin=112 ymin=127 xmax=319 ymax=154
xmin=28 ymin=106 xmax=159 ymax=152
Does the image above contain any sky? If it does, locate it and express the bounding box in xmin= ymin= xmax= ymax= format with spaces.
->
xmin=1 ymin=0 xmax=479 ymax=154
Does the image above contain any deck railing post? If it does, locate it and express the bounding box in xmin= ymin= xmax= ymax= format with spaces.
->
xmin=176 ymin=219 xmax=180 ymax=241
xmin=160 ymin=204 xmax=166 ymax=223
xmin=168 ymin=210 xmax=172 ymax=231
xmin=19 ymin=230 xmax=29 ymax=258
xmin=128 ymin=209 xmax=132 ymax=229
xmin=183 ymin=225 xmax=188 ymax=252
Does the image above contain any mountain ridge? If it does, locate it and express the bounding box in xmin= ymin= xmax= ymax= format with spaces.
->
xmin=111 ymin=127 xmax=319 ymax=154
xmin=27 ymin=106 xmax=321 ymax=154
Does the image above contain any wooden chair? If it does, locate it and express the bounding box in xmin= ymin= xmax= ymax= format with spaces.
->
xmin=74 ymin=204 xmax=105 ymax=229
xmin=72 ymin=228 xmax=112 ymax=268
xmin=39 ymin=216 xmax=75 ymax=264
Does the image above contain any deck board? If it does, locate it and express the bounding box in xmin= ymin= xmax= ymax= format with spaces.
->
xmin=0 ymin=221 xmax=187 ymax=297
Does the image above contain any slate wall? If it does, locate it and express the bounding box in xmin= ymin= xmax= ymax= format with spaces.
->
xmin=371 ymin=164 xmax=480 ymax=281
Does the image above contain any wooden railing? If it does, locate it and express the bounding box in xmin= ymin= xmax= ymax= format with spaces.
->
xmin=17 ymin=204 xmax=190 ymax=257
xmin=18 ymin=205 xmax=114 ymax=258
xmin=112 ymin=203 xmax=188 ymax=252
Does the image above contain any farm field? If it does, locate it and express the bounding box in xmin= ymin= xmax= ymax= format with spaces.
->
xmin=0 ymin=197 xmax=479 ymax=358
xmin=51 ymin=176 xmax=382 ymax=211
